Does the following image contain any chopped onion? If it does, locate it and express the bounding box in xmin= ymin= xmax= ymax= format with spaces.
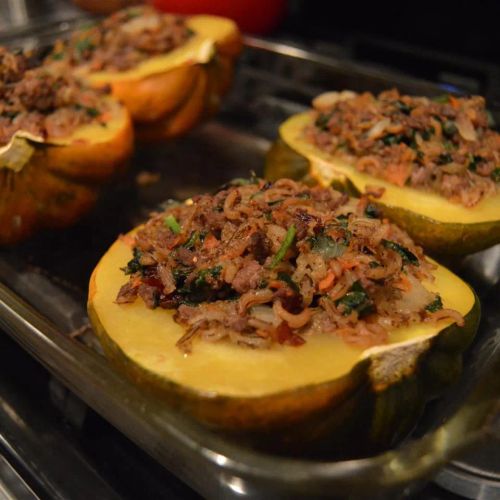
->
xmin=367 ymin=118 xmax=391 ymax=139
xmin=312 ymin=91 xmax=357 ymax=111
xmin=249 ymin=305 xmax=279 ymax=326
xmin=456 ymin=113 xmax=477 ymax=141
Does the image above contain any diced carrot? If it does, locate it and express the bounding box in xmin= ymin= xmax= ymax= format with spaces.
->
xmin=119 ymin=233 xmax=135 ymax=247
xmin=395 ymin=274 xmax=412 ymax=291
xmin=318 ymin=270 xmax=335 ymax=291
xmin=203 ymin=233 xmax=219 ymax=250
xmin=385 ymin=163 xmax=410 ymax=187
xmin=449 ymin=96 xmax=460 ymax=109
xmin=98 ymin=111 xmax=112 ymax=123
xmin=339 ymin=259 xmax=359 ymax=270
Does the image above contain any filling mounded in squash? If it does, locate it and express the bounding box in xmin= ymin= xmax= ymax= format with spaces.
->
xmin=278 ymin=113 xmax=500 ymax=226
xmin=0 ymin=47 xmax=112 ymax=148
xmin=306 ymin=89 xmax=500 ymax=208
xmin=90 ymin=180 xmax=476 ymax=398
xmin=49 ymin=6 xmax=237 ymax=84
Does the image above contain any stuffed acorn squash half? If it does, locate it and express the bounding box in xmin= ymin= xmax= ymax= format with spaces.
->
xmin=0 ymin=48 xmax=133 ymax=245
xmin=265 ymin=90 xmax=500 ymax=255
xmin=50 ymin=6 xmax=242 ymax=140
xmin=88 ymin=178 xmax=479 ymax=455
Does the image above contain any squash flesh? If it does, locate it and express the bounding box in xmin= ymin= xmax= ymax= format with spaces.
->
xmin=280 ymin=113 xmax=500 ymax=224
xmin=89 ymin=235 xmax=475 ymax=398
xmin=83 ymin=16 xmax=238 ymax=85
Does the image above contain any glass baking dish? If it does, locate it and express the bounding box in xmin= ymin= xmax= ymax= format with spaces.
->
xmin=0 ymin=32 xmax=498 ymax=498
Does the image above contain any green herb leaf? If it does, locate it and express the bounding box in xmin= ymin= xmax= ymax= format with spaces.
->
xmin=310 ymin=234 xmax=346 ymax=259
xmin=382 ymin=133 xmax=406 ymax=146
xmin=121 ymin=248 xmax=144 ymax=275
xmin=173 ymin=267 xmax=191 ymax=287
xmin=468 ymin=154 xmax=484 ymax=172
xmin=1 ymin=110 xmax=19 ymax=120
xmin=267 ymin=199 xmax=284 ymax=206
xmin=336 ymin=281 xmax=374 ymax=317
xmin=51 ymin=52 xmax=64 ymax=61
xmin=297 ymin=192 xmax=311 ymax=199
xmin=382 ymin=239 xmax=419 ymax=266
xmin=425 ymin=295 xmax=443 ymax=313
xmin=183 ymin=231 xmax=199 ymax=249
xmin=442 ymin=120 xmax=457 ymax=138
xmin=75 ymin=37 xmax=95 ymax=54
xmin=421 ymin=126 xmax=435 ymax=141
xmin=270 ymin=225 xmax=296 ymax=269
xmin=194 ymin=266 xmax=222 ymax=287
xmin=364 ymin=203 xmax=380 ymax=219
xmin=432 ymin=94 xmax=450 ymax=104
xmin=336 ymin=214 xmax=349 ymax=228
xmin=277 ymin=272 xmax=299 ymax=293
xmin=315 ymin=112 xmax=332 ymax=131
xmin=491 ymin=168 xmax=500 ymax=183
xmin=164 ymin=214 xmax=182 ymax=234
xmin=395 ymin=100 xmax=412 ymax=115
xmin=369 ymin=261 xmax=381 ymax=268
xmin=437 ymin=152 xmax=453 ymax=165
xmin=85 ymin=107 xmax=100 ymax=118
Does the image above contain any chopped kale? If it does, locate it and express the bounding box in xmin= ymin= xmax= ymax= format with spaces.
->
xmin=277 ymin=272 xmax=300 ymax=293
xmin=315 ymin=112 xmax=332 ymax=131
xmin=442 ymin=120 xmax=457 ymax=138
xmin=437 ymin=152 xmax=453 ymax=165
xmin=364 ymin=203 xmax=380 ymax=219
xmin=183 ymin=231 xmax=199 ymax=249
xmin=194 ymin=266 xmax=222 ymax=287
xmin=267 ymin=199 xmax=284 ymax=206
xmin=491 ymin=168 xmax=500 ymax=183
xmin=1 ymin=110 xmax=19 ymax=120
xmin=425 ymin=295 xmax=443 ymax=313
xmin=121 ymin=248 xmax=144 ymax=275
xmin=421 ymin=126 xmax=435 ymax=141
xmin=395 ymin=100 xmax=412 ymax=115
xmin=432 ymin=94 xmax=450 ymax=104
xmin=336 ymin=281 xmax=374 ymax=317
xmin=468 ymin=154 xmax=485 ymax=172
xmin=75 ymin=37 xmax=95 ymax=54
xmin=382 ymin=133 xmax=406 ymax=146
xmin=85 ymin=107 xmax=100 ymax=118
xmin=382 ymin=239 xmax=419 ymax=266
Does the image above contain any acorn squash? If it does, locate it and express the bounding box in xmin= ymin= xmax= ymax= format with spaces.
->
xmin=76 ymin=14 xmax=242 ymax=140
xmin=265 ymin=112 xmax=500 ymax=255
xmin=0 ymin=98 xmax=133 ymax=245
xmin=87 ymin=230 xmax=479 ymax=455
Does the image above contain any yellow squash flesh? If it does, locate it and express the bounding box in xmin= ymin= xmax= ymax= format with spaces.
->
xmin=80 ymin=15 xmax=242 ymax=139
xmin=88 ymin=232 xmax=479 ymax=454
xmin=0 ymin=99 xmax=133 ymax=245
xmin=266 ymin=112 xmax=500 ymax=255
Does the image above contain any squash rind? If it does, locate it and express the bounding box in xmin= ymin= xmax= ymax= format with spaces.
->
xmin=265 ymin=114 xmax=500 ymax=255
xmin=87 ymin=231 xmax=479 ymax=455
xmin=0 ymin=101 xmax=133 ymax=245
xmin=83 ymin=15 xmax=242 ymax=140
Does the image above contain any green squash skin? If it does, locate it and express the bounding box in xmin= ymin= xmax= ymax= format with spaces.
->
xmin=88 ymin=288 xmax=480 ymax=458
xmin=265 ymin=138 xmax=500 ymax=256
